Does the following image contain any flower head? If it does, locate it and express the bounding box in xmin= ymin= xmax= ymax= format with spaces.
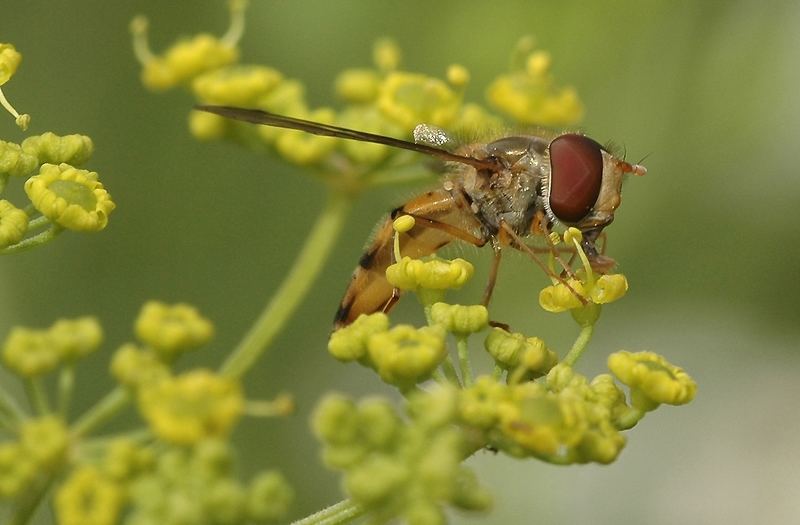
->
xmin=430 ymin=303 xmax=489 ymax=335
xmin=2 ymin=326 xmax=58 ymax=377
xmin=0 ymin=43 xmax=30 ymax=129
xmin=138 ymin=369 xmax=244 ymax=444
xmin=377 ymin=72 xmax=460 ymax=129
xmin=312 ymin=388 xmax=490 ymax=523
xmin=0 ymin=199 xmax=29 ymax=248
xmin=0 ymin=43 xmax=21 ymax=85
xmin=386 ymin=256 xmax=474 ymax=304
xmin=486 ymin=42 xmax=583 ymax=126
xmin=608 ymin=351 xmax=697 ymax=410
xmin=328 ymin=312 xmax=389 ymax=362
xmin=484 ymin=327 xmax=557 ymax=376
xmin=110 ymin=343 xmax=170 ymax=389
xmin=48 ymin=316 xmax=103 ymax=361
xmin=367 ymin=325 xmax=447 ymax=388
xmin=55 ymin=466 xmax=124 ymax=525
xmin=20 ymin=416 xmax=69 ymax=470
xmin=21 ymin=132 xmax=94 ymax=167
xmin=0 ymin=140 xmax=37 ymax=177
xmin=0 ymin=443 xmax=36 ymax=498
xmin=24 ymin=163 xmax=115 ymax=231
xmin=134 ymin=301 xmax=214 ymax=359
xmin=140 ymin=34 xmax=239 ymax=91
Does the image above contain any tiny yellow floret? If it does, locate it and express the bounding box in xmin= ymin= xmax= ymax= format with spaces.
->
xmin=55 ymin=466 xmax=124 ymax=525
xmin=608 ymin=351 xmax=697 ymax=409
xmin=138 ymin=369 xmax=244 ymax=444
xmin=335 ymin=68 xmax=381 ymax=103
xmin=446 ymin=64 xmax=470 ymax=88
xmin=386 ymin=256 xmax=474 ymax=292
xmin=110 ymin=343 xmax=169 ymax=388
xmin=392 ymin=214 xmax=416 ymax=233
xmin=20 ymin=416 xmax=69 ymax=469
xmin=373 ymin=39 xmax=401 ymax=72
xmin=2 ymin=326 xmax=58 ymax=377
xmin=0 ymin=200 xmax=29 ymax=248
xmin=0 ymin=43 xmax=22 ymax=85
xmin=377 ymin=72 xmax=460 ymax=129
xmin=367 ymin=325 xmax=446 ymax=387
xmin=430 ymin=303 xmax=488 ymax=335
xmin=48 ymin=316 xmax=103 ymax=361
xmin=134 ymin=301 xmax=214 ymax=358
xmin=0 ymin=140 xmax=38 ymax=177
xmin=24 ymin=163 xmax=115 ymax=231
xmin=141 ymin=34 xmax=239 ymax=91
xmin=21 ymin=132 xmax=94 ymax=167
xmin=328 ymin=312 xmax=390 ymax=362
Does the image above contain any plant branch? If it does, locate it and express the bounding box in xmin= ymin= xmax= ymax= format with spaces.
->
xmin=220 ymin=190 xmax=352 ymax=379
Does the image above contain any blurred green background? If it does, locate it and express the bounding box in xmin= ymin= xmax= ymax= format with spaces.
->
xmin=2 ymin=0 xmax=799 ymax=523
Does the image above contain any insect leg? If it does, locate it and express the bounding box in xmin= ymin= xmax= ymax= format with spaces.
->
xmin=481 ymin=237 xmax=502 ymax=306
xmin=500 ymin=221 xmax=588 ymax=304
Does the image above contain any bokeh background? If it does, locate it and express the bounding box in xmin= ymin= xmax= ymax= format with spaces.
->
xmin=2 ymin=1 xmax=799 ymax=523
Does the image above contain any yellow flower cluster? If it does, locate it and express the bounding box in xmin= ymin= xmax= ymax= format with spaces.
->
xmin=136 ymin=5 xmax=582 ymax=186
xmin=608 ymin=351 xmax=697 ymax=410
xmin=2 ymin=316 xmax=102 ymax=377
xmin=134 ymin=300 xmax=214 ymax=359
xmin=0 ymin=124 xmax=112 ymax=250
xmin=312 ymin=390 xmax=491 ymax=522
xmin=486 ymin=48 xmax=584 ymax=126
xmin=0 ymin=416 xmax=69 ymax=498
xmin=138 ymin=369 xmax=244 ymax=445
xmin=329 ymin=313 xmax=447 ymax=390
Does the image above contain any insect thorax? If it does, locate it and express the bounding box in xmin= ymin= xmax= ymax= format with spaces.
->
xmin=455 ymin=136 xmax=550 ymax=236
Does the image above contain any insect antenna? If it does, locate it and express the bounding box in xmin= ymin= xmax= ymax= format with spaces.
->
xmin=195 ymin=105 xmax=499 ymax=171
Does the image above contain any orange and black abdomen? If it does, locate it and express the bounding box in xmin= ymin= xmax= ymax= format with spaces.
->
xmin=334 ymin=188 xmax=486 ymax=328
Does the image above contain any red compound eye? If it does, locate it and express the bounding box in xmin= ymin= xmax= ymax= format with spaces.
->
xmin=548 ymin=134 xmax=604 ymax=223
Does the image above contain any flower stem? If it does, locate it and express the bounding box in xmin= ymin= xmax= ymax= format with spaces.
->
xmin=220 ymin=191 xmax=352 ymax=379
xmin=291 ymin=498 xmax=365 ymax=525
xmin=456 ymin=335 xmax=473 ymax=387
xmin=562 ymin=323 xmax=594 ymax=367
xmin=24 ymin=378 xmax=50 ymax=415
xmin=72 ymin=386 xmax=131 ymax=438
xmin=58 ymin=364 xmax=75 ymax=419
xmin=0 ymin=225 xmax=62 ymax=255
xmin=0 ymin=382 xmax=25 ymax=426
xmin=440 ymin=356 xmax=462 ymax=387
xmin=9 ymin=469 xmax=58 ymax=525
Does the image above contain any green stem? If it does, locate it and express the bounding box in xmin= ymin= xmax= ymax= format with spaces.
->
xmin=24 ymin=378 xmax=50 ymax=415
xmin=58 ymin=364 xmax=75 ymax=419
xmin=492 ymin=364 xmax=504 ymax=380
xmin=562 ymin=323 xmax=594 ymax=367
xmin=9 ymin=469 xmax=58 ymax=525
xmin=440 ymin=357 xmax=462 ymax=387
xmin=456 ymin=335 xmax=473 ymax=387
xmin=72 ymin=386 xmax=130 ymax=438
xmin=0 ymin=225 xmax=62 ymax=255
xmin=220 ymin=191 xmax=352 ymax=379
xmin=26 ymin=215 xmax=50 ymax=231
xmin=616 ymin=407 xmax=646 ymax=430
xmin=0 ymin=382 xmax=26 ymax=426
xmin=291 ymin=498 xmax=365 ymax=525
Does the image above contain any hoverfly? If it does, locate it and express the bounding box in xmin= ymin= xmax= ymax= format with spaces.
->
xmin=195 ymin=105 xmax=646 ymax=328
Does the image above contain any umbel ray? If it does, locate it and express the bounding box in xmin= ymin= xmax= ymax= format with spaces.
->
xmin=195 ymin=105 xmax=646 ymax=328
